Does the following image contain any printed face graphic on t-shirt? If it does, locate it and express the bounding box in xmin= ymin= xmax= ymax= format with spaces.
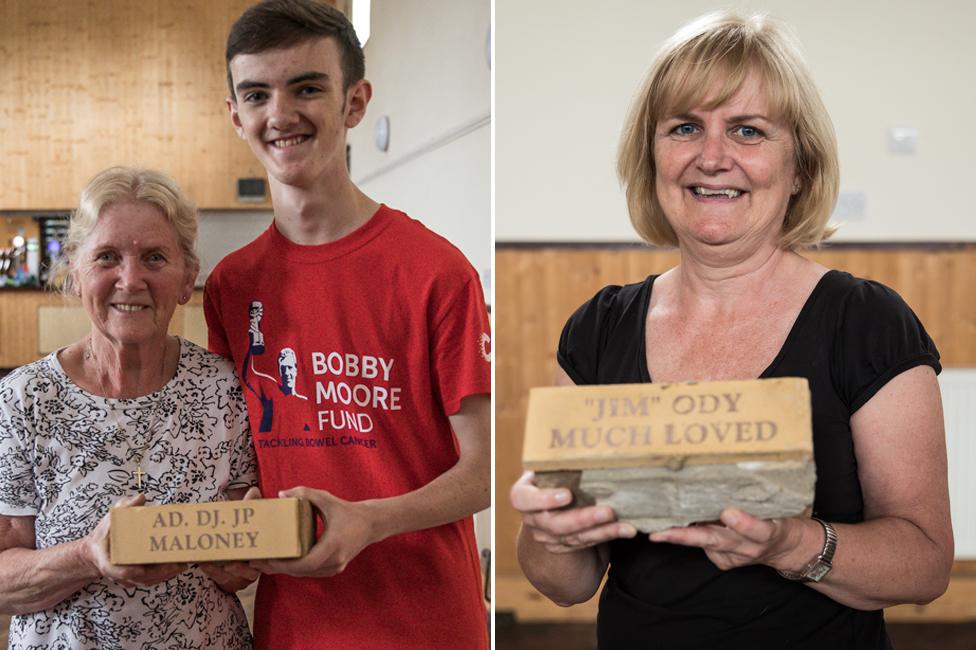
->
xmin=240 ymin=302 xmax=308 ymax=432
xmin=238 ymin=297 xmax=416 ymax=453
xmin=278 ymin=347 xmax=298 ymax=393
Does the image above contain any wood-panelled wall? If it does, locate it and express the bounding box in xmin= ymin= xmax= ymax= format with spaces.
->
xmin=496 ymin=245 xmax=976 ymax=621
xmin=0 ymin=0 xmax=345 ymax=210
xmin=0 ymin=290 xmax=204 ymax=368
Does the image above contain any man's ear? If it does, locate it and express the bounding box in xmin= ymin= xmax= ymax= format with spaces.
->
xmin=344 ymin=79 xmax=372 ymax=129
xmin=227 ymin=97 xmax=246 ymax=139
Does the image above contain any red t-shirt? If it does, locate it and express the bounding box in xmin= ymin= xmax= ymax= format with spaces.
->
xmin=204 ymin=205 xmax=490 ymax=649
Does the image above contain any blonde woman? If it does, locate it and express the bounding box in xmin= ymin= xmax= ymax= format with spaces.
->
xmin=512 ymin=13 xmax=951 ymax=649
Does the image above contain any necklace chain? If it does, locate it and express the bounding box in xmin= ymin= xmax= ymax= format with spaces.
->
xmin=86 ymin=336 xmax=173 ymax=491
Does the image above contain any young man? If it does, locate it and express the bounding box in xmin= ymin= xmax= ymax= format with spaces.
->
xmin=203 ymin=1 xmax=491 ymax=648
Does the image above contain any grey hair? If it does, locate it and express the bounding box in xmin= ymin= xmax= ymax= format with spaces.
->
xmin=48 ymin=166 xmax=200 ymax=294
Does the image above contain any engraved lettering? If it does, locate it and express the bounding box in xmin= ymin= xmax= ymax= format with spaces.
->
xmin=684 ymin=423 xmax=707 ymax=444
xmin=672 ymin=395 xmax=695 ymax=415
xmin=550 ymin=427 xmax=576 ymax=449
xmin=756 ymin=421 xmax=777 ymax=441
xmin=723 ymin=392 xmax=742 ymax=413
xmin=605 ymin=426 xmax=624 ymax=447
xmin=622 ymin=397 xmax=649 ymax=417
xmin=735 ymin=421 xmax=753 ymax=442
xmin=698 ymin=394 xmax=720 ymax=414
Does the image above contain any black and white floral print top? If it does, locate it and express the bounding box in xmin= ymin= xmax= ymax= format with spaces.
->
xmin=0 ymin=338 xmax=257 ymax=650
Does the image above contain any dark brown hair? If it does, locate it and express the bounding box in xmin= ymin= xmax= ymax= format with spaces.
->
xmin=226 ymin=0 xmax=365 ymax=98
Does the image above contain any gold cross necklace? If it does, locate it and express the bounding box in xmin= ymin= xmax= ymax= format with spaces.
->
xmin=86 ymin=337 xmax=171 ymax=492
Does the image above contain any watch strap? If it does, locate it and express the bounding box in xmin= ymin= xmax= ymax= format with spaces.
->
xmin=777 ymin=517 xmax=837 ymax=582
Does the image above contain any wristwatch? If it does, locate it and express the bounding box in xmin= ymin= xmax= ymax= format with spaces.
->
xmin=777 ymin=517 xmax=837 ymax=583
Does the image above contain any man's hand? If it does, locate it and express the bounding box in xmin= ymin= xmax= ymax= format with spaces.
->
xmin=251 ymin=486 xmax=380 ymax=578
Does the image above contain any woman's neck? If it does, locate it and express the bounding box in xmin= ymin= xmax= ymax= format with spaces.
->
xmin=671 ymin=240 xmax=801 ymax=309
xmin=75 ymin=334 xmax=177 ymax=399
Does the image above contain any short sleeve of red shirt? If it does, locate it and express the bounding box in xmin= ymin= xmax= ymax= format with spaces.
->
xmin=430 ymin=274 xmax=491 ymax=415
xmin=203 ymin=274 xmax=231 ymax=360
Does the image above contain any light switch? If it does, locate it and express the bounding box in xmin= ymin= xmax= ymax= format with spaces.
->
xmin=374 ymin=115 xmax=391 ymax=152
xmin=888 ymin=126 xmax=918 ymax=154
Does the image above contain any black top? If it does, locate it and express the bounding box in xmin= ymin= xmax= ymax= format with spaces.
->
xmin=557 ymin=270 xmax=941 ymax=650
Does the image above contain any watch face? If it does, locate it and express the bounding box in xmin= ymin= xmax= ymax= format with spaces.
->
xmin=806 ymin=560 xmax=832 ymax=582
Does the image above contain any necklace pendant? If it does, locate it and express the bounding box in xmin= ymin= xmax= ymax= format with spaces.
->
xmin=134 ymin=466 xmax=147 ymax=492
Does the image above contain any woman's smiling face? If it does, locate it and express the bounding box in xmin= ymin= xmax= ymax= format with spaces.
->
xmin=73 ymin=200 xmax=194 ymax=348
xmin=653 ymin=71 xmax=799 ymax=252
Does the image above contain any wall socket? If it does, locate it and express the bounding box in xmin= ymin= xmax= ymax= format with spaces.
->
xmin=833 ymin=191 xmax=867 ymax=221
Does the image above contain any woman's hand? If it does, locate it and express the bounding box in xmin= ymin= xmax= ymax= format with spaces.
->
xmin=84 ymin=494 xmax=188 ymax=588
xmin=649 ymin=507 xmax=816 ymax=572
xmin=198 ymin=561 xmax=260 ymax=592
xmin=511 ymin=471 xmax=637 ymax=554
xmin=199 ymin=486 xmax=262 ymax=591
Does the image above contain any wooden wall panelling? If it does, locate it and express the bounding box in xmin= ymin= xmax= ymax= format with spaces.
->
xmin=496 ymin=245 xmax=976 ymax=621
xmin=37 ymin=305 xmax=92 ymax=353
xmin=0 ymin=291 xmax=71 ymax=368
xmin=806 ymin=249 xmax=976 ymax=364
xmin=0 ymin=290 xmax=204 ymax=369
xmin=182 ymin=304 xmax=209 ymax=348
xmin=0 ymin=0 xmax=268 ymax=210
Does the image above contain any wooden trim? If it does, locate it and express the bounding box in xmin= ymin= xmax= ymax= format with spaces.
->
xmin=497 ymin=241 xmax=976 ymax=251
xmin=499 ymin=563 xmax=976 ymax=623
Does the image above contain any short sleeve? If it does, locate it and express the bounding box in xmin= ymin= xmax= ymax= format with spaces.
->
xmin=223 ymin=377 xmax=258 ymax=490
xmin=557 ymin=285 xmax=624 ymax=385
xmin=0 ymin=374 xmax=40 ymax=516
xmin=204 ymin=272 xmax=232 ymax=360
xmin=834 ymin=279 xmax=941 ymax=413
xmin=430 ymin=275 xmax=491 ymax=416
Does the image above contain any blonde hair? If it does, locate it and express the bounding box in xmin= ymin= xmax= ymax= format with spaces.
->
xmin=48 ymin=166 xmax=199 ymax=294
xmin=617 ymin=11 xmax=839 ymax=249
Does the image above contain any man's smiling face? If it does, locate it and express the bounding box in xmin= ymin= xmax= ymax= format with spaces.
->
xmin=227 ymin=37 xmax=367 ymax=190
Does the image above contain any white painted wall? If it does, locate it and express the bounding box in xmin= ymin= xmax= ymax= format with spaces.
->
xmin=198 ymin=210 xmax=271 ymax=284
xmin=344 ymin=0 xmax=492 ymax=554
xmin=940 ymin=369 xmax=976 ymax=558
xmin=496 ymin=0 xmax=976 ymax=242
xmin=347 ymin=0 xmax=491 ymax=286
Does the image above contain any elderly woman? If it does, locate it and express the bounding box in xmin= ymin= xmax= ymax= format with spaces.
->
xmin=511 ymin=12 xmax=952 ymax=649
xmin=0 ymin=167 xmax=257 ymax=648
